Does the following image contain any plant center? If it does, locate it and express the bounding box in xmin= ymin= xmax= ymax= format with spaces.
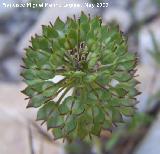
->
xmin=68 ymin=42 xmax=89 ymax=71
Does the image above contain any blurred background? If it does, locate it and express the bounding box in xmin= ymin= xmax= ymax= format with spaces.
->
xmin=0 ymin=0 xmax=160 ymax=154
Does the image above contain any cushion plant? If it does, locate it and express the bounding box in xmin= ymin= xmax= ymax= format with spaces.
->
xmin=21 ymin=12 xmax=139 ymax=142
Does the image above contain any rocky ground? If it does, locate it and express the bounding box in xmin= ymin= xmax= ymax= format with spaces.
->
xmin=0 ymin=83 xmax=65 ymax=154
xmin=0 ymin=0 xmax=160 ymax=154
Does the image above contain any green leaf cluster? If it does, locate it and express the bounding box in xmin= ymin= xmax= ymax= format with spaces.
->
xmin=22 ymin=12 xmax=139 ymax=142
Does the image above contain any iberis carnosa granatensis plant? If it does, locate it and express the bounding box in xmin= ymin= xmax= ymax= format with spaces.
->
xmin=21 ymin=12 xmax=140 ymax=142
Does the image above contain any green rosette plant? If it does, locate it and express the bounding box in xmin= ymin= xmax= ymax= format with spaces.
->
xmin=21 ymin=12 xmax=140 ymax=142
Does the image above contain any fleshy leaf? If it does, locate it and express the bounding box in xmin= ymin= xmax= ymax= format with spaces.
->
xmin=37 ymin=101 xmax=56 ymax=120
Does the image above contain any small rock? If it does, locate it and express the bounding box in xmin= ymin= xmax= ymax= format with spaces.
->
xmin=134 ymin=0 xmax=158 ymax=21
xmin=0 ymin=0 xmax=17 ymax=18
xmin=135 ymin=113 xmax=160 ymax=154
xmin=109 ymin=0 xmax=129 ymax=8
xmin=103 ymin=8 xmax=132 ymax=32
xmin=0 ymin=34 xmax=12 ymax=58
xmin=136 ymin=65 xmax=160 ymax=111
xmin=2 ymin=57 xmax=22 ymax=81
xmin=138 ymin=17 xmax=160 ymax=66
xmin=0 ymin=67 xmax=5 ymax=80
xmin=7 ymin=8 xmax=40 ymax=38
